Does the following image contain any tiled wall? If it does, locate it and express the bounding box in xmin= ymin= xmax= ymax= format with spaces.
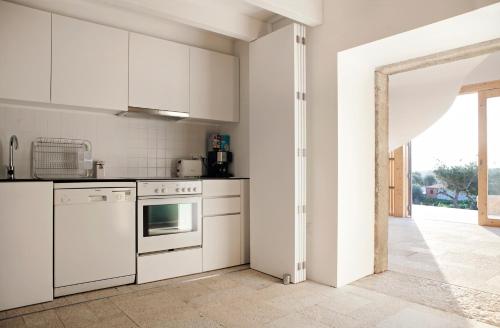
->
xmin=0 ymin=104 xmax=223 ymax=179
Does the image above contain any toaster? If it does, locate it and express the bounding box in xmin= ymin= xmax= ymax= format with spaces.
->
xmin=176 ymin=159 xmax=203 ymax=177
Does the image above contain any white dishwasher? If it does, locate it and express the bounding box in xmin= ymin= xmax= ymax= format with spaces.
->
xmin=54 ymin=182 xmax=136 ymax=297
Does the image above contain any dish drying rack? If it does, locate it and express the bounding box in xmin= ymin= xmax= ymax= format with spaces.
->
xmin=32 ymin=138 xmax=93 ymax=179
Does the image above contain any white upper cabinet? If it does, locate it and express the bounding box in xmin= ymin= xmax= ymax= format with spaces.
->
xmin=51 ymin=15 xmax=128 ymax=112
xmin=189 ymin=47 xmax=239 ymax=122
xmin=129 ymin=33 xmax=189 ymax=114
xmin=0 ymin=1 xmax=51 ymax=103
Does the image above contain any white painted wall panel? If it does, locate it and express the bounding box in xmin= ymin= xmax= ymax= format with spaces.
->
xmin=250 ymin=24 xmax=306 ymax=283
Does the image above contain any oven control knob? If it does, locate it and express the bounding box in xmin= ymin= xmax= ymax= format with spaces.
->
xmin=161 ymin=188 xmax=166 ymax=193
xmin=187 ymin=187 xmax=191 ymax=192
xmin=193 ymin=187 xmax=197 ymax=192
xmin=182 ymin=188 xmax=186 ymax=192
xmin=176 ymin=188 xmax=180 ymax=192
xmin=154 ymin=188 xmax=159 ymax=193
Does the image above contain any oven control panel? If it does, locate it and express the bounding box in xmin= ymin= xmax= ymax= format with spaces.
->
xmin=138 ymin=180 xmax=202 ymax=196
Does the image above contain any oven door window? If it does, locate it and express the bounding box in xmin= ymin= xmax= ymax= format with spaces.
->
xmin=143 ymin=203 xmax=195 ymax=237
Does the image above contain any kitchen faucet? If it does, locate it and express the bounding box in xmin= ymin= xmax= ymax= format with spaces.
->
xmin=7 ymin=135 xmax=18 ymax=180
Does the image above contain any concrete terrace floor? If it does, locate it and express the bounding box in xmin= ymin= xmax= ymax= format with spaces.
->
xmin=354 ymin=205 xmax=500 ymax=326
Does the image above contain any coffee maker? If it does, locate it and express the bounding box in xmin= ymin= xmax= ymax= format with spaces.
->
xmin=206 ymin=134 xmax=233 ymax=177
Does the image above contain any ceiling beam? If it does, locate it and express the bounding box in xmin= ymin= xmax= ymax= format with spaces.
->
xmin=243 ymin=0 xmax=322 ymax=26
xmin=89 ymin=0 xmax=270 ymax=42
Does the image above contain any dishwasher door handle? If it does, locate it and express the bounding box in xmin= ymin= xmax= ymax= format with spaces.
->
xmin=88 ymin=195 xmax=108 ymax=202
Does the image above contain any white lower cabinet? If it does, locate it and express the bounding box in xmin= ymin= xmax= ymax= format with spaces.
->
xmin=137 ymin=248 xmax=202 ymax=284
xmin=202 ymin=179 xmax=249 ymax=272
xmin=0 ymin=182 xmax=53 ymax=311
xmin=203 ymin=214 xmax=241 ymax=271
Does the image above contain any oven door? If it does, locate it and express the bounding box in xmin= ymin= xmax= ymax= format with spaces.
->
xmin=138 ymin=196 xmax=202 ymax=254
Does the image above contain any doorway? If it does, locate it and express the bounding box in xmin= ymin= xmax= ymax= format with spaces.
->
xmin=374 ymin=39 xmax=500 ymax=274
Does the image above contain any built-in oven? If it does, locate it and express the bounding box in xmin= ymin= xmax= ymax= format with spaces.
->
xmin=138 ymin=195 xmax=201 ymax=253
xmin=137 ymin=180 xmax=202 ymax=254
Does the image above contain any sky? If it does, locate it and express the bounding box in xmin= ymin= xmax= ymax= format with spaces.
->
xmin=412 ymin=93 xmax=479 ymax=172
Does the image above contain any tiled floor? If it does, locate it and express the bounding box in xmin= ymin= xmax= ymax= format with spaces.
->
xmin=1 ymin=209 xmax=499 ymax=327
xmin=355 ymin=213 xmax=500 ymax=326
xmin=0 ymin=265 xmax=496 ymax=328
xmin=389 ymin=211 xmax=500 ymax=294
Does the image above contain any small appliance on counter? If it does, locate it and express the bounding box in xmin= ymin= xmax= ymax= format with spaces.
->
xmin=177 ymin=159 xmax=202 ymax=178
xmin=94 ymin=160 xmax=105 ymax=178
xmin=206 ymin=134 xmax=233 ymax=177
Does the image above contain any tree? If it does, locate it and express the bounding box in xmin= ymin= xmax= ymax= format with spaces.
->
xmin=412 ymin=172 xmax=424 ymax=186
xmin=433 ymin=163 xmax=477 ymax=208
xmin=412 ymin=184 xmax=424 ymax=204
xmin=423 ymin=174 xmax=437 ymax=186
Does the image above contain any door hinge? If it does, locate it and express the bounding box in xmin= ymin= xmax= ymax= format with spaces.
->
xmin=297 ymin=261 xmax=306 ymax=271
xmin=296 ymin=91 xmax=300 ymax=100
xmin=302 ymin=37 xmax=306 ymax=45
xmin=296 ymin=35 xmax=300 ymax=43
xmin=302 ymin=92 xmax=306 ymax=101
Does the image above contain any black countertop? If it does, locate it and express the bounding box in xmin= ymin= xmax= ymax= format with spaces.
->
xmin=0 ymin=177 xmax=249 ymax=183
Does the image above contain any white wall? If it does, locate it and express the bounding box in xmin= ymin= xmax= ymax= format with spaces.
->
xmin=306 ymin=0 xmax=499 ymax=287
xmin=337 ymin=3 xmax=500 ymax=286
xmin=0 ymin=104 xmax=224 ymax=179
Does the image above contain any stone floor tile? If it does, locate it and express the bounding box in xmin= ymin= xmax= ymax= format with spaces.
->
xmin=299 ymin=304 xmax=364 ymax=328
xmin=147 ymin=314 xmax=222 ymax=328
xmin=0 ymin=317 xmax=26 ymax=328
xmin=84 ymin=314 xmax=139 ymax=328
xmin=198 ymin=298 xmax=287 ymax=328
xmin=23 ymin=310 xmax=64 ymax=328
xmin=316 ymin=289 xmax=372 ymax=315
xmin=55 ymin=303 xmax=99 ymax=328
xmin=86 ymin=298 xmax=123 ymax=320
xmin=264 ymin=312 xmax=330 ymax=328
xmin=266 ymin=291 xmax=327 ymax=313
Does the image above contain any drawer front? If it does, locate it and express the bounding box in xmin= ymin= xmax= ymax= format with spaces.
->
xmin=203 ymin=214 xmax=241 ymax=272
xmin=137 ymin=248 xmax=202 ymax=284
xmin=203 ymin=180 xmax=241 ymax=197
xmin=203 ymin=197 xmax=240 ymax=216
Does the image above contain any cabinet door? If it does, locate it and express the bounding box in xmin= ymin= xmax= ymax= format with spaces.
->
xmin=0 ymin=1 xmax=51 ymax=103
xmin=0 ymin=182 xmax=53 ymax=311
xmin=203 ymin=214 xmax=241 ymax=271
xmin=190 ymin=47 xmax=239 ymax=122
xmin=51 ymin=15 xmax=128 ymax=111
xmin=129 ymin=33 xmax=189 ymax=113
xmin=203 ymin=180 xmax=241 ymax=198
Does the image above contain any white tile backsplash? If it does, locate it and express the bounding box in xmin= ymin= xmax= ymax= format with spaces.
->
xmin=0 ymin=104 xmax=222 ymax=179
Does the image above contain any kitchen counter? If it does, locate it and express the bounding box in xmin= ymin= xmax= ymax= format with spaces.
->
xmin=0 ymin=177 xmax=249 ymax=183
